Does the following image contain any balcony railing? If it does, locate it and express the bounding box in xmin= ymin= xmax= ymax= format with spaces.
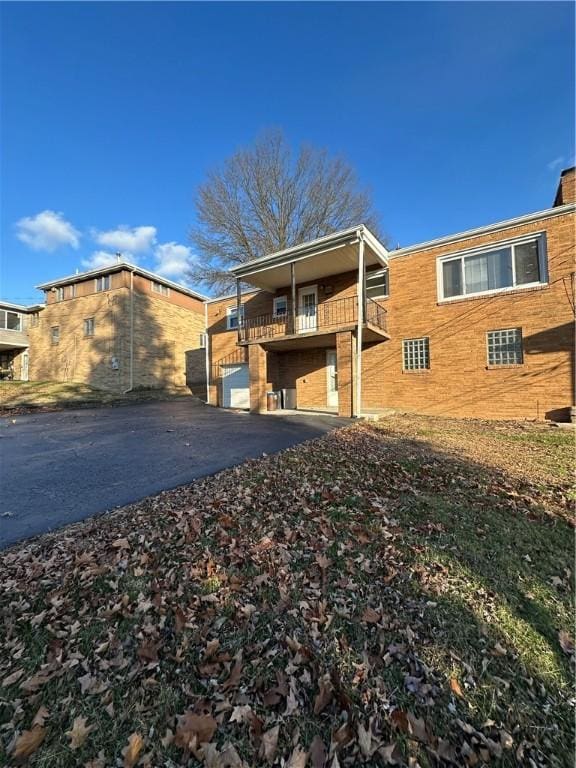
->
xmin=238 ymin=295 xmax=387 ymax=343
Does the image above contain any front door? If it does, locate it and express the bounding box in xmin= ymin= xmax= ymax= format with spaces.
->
xmin=21 ymin=351 xmax=29 ymax=381
xmin=326 ymin=350 xmax=338 ymax=408
xmin=297 ymin=285 xmax=318 ymax=333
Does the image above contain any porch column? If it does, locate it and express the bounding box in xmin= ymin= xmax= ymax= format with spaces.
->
xmin=355 ymin=231 xmax=365 ymax=417
xmin=336 ymin=331 xmax=355 ymax=418
xmin=249 ymin=343 xmax=268 ymax=413
xmin=236 ymin=278 xmax=242 ymax=344
xmin=290 ymin=262 xmax=297 ymax=335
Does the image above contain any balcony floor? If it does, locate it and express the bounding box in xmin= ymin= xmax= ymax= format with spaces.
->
xmin=239 ymin=322 xmax=389 ymax=351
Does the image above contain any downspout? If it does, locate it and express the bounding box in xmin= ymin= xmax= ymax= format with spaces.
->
xmin=204 ymin=301 xmax=210 ymax=404
xmin=123 ymin=268 xmax=135 ymax=393
xmin=355 ymin=229 xmax=365 ymax=418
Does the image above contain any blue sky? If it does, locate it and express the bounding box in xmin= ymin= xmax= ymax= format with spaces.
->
xmin=1 ymin=1 xmax=574 ymax=302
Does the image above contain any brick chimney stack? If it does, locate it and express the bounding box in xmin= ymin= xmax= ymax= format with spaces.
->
xmin=553 ymin=166 xmax=575 ymax=206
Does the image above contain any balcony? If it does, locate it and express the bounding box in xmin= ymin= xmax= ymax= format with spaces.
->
xmin=238 ymin=295 xmax=389 ymax=348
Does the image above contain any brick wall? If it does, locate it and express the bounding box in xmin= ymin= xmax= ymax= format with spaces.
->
xmin=363 ymin=210 xmax=574 ymax=420
xmin=28 ymin=284 xmax=206 ymax=393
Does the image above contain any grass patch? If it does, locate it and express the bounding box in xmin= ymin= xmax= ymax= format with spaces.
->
xmin=0 ymin=414 xmax=573 ymax=766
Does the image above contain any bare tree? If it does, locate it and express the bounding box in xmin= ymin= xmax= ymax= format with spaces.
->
xmin=189 ymin=130 xmax=380 ymax=292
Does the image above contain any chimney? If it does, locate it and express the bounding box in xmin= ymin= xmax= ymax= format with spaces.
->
xmin=553 ymin=166 xmax=575 ymax=206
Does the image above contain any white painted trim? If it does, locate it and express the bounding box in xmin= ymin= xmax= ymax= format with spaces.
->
xmin=326 ymin=349 xmax=338 ymax=408
xmin=204 ymin=302 xmax=211 ymax=405
xmin=296 ymin=284 xmax=318 ymax=333
xmin=226 ymin=304 xmax=245 ymax=330
xmin=436 ymin=232 xmax=548 ymax=303
xmin=273 ymin=295 xmax=288 ymax=317
xmin=205 ymin=288 xmax=264 ymax=304
xmin=390 ymin=203 xmax=574 ymax=261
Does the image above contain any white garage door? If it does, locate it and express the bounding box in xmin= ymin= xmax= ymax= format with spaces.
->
xmin=222 ymin=363 xmax=249 ymax=409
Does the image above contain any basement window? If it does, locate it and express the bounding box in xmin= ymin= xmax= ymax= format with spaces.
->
xmin=403 ymin=337 xmax=430 ymax=371
xmin=487 ymin=328 xmax=523 ymax=366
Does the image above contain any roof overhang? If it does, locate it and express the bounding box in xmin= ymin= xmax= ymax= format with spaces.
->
xmin=230 ymin=225 xmax=388 ymax=291
xmin=35 ymin=262 xmax=208 ymax=302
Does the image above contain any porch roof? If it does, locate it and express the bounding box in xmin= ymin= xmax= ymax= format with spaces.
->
xmin=230 ymin=225 xmax=388 ymax=291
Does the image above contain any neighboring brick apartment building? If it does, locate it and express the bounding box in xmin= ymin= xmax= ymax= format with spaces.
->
xmin=0 ymin=301 xmax=43 ymax=382
xmin=4 ymin=263 xmax=208 ymax=395
xmin=207 ymin=167 xmax=575 ymax=421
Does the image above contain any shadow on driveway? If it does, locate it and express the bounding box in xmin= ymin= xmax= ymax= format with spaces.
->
xmin=0 ymin=400 xmax=350 ymax=549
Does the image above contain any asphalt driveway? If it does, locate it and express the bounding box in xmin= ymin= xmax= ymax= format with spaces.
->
xmin=0 ymin=400 xmax=349 ymax=549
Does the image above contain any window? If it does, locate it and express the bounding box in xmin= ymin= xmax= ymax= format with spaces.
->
xmin=226 ymin=305 xmax=245 ymax=330
xmin=199 ymin=332 xmax=207 ymax=348
xmin=0 ymin=310 xmax=22 ymax=332
xmin=273 ymin=296 xmax=288 ymax=316
xmin=84 ymin=317 xmax=95 ymax=337
xmin=403 ymin=337 xmax=430 ymax=371
xmin=438 ymin=235 xmax=546 ymax=301
xmin=51 ymin=326 xmax=60 ymax=345
xmin=30 ymin=313 xmax=40 ymax=328
xmin=56 ymin=287 xmax=65 ymax=302
xmin=68 ymin=284 xmax=77 ymax=299
xmin=366 ymin=268 xmax=389 ymax=298
xmin=151 ymin=280 xmax=169 ymax=296
xmin=487 ymin=328 xmax=523 ymax=366
xmin=95 ymin=275 xmax=111 ymax=292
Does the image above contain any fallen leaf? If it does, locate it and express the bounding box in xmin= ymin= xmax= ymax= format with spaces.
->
xmin=175 ymin=712 xmax=218 ymax=748
xmin=122 ymin=732 xmax=143 ymax=768
xmin=12 ymin=726 xmax=46 ymax=761
xmin=287 ymin=746 xmax=308 ymax=768
xmin=450 ymin=676 xmax=464 ymax=698
xmin=309 ymin=735 xmax=326 ymax=768
xmin=32 ymin=706 xmax=49 ymax=727
xmin=559 ymin=630 xmax=574 ymax=655
xmin=313 ymin=673 xmax=333 ymax=715
xmin=66 ymin=716 xmax=94 ymax=750
xmin=361 ymin=606 xmax=380 ymax=623
xmin=260 ymin=724 xmax=280 ymax=764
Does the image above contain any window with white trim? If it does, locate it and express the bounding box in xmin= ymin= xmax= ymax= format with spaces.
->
xmin=151 ymin=280 xmax=169 ymax=296
xmin=273 ymin=296 xmax=288 ymax=316
xmin=366 ymin=268 xmax=389 ymax=298
xmin=226 ymin=305 xmax=245 ymax=330
xmin=56 ymin=287 xmax=65 ymax=302
xmin=51 ymin=326 xmax=60 ymax=345
xmin=95 ymin=275 xmax=111 ymax=292
xmin=84 ymin=317 xmax=95 ymax=337
xmin=199 ymin=332 xmax=207 ymax=348
xmin=0 ymin=310 xmax=22 ymax=332
xmin=438 ymin=234 xmax=546 ymax=301
xmin=68 ymin=284 xmax=76 ymax=299
xmin=403 ymin=337 xmax=430 ymax=371
xmin=487 ymin=328 xmax=523 ymax=366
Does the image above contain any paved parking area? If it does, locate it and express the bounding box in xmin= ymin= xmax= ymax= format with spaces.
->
xmin=0 ymin=400 xmax=349 ymax=549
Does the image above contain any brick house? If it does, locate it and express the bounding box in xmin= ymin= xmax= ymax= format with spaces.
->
xmin=23 ymin=262 xmax=208 ymax=395
xmin=206 ymin=167 xmax=575 ymax=421
xmin=0 ymin=301 xmax=44 ymax=381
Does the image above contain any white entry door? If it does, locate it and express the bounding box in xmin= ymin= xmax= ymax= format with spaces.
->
xmin=297 ymin=285 xmax=318 ymax=333
xmin=21 ymin=351 xmax=29 ymax=382
xmin=222 ymin=363 xmax=249 ymax=409
xmin=326 ymin=350 xmax=338 ymax=408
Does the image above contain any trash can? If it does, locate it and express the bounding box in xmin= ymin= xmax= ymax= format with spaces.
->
xmin=267 ymin=391 xmax=279 ymax=411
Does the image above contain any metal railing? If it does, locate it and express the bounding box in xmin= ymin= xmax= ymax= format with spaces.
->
xmin=238 ymin=295 xmax=387 ymax=343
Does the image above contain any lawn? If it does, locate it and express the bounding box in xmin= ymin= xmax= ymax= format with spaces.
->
xmin=0 ymin=381 xmax=195 ymax=414
xmin=0 ymin=415 xmax=573 ymax=767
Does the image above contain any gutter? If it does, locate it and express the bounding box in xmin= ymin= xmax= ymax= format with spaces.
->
xmin=123 ymin=268 xmax=135 ymax=394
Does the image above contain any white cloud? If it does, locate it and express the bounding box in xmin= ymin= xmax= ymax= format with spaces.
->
xmin=154 ymin=242 xmax=193 ymax=280
xmin=82 ymin=250 xmax=137 ymax=270
xmin=16 ymin=210 xmax=81 ymax=251
xmin=547 ymin=156 xmax=565 ymax=171
xmin=93 ymin=225 xmax=156 ymax=254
